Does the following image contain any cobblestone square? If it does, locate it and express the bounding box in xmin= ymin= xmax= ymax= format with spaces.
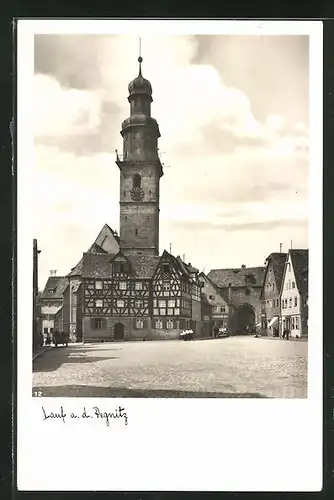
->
xmin=33 ymin=336 xmax=307 ymax=398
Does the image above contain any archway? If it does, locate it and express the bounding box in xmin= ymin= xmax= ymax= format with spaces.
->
xmin=114 ymin=322 xmax=125 ymax=341
xmin=234 ymin=304 xmax=256 ymax=334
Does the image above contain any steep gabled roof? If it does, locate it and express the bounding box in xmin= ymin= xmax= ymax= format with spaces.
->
xmin=41 ymin=276 xmax=68 ymax=299
xmin=260 ymin=252 xmax=287 ymax=299
xmin=129 ymin=255 xmax=161 ymax=279
xmin=208 ymin=266 xmax=266 ymax=288
xmin=67 ymin=226 xmax=118 ymax=277
xmin=198 ymin=271 xmax=231 ymax=305
xmin=95 ymin=223 xmax=120 ymax=244
xmin=290 ymin=249 xmax=308 ymax=295
xmin=82 ymin=253 xmax=113 ymax=279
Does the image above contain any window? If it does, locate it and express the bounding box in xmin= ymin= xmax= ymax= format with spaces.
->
xmin=158 ymin=300 xmax=166 ymax=308
xmin=48 ymin=289 xmax=54 ymax=294
xmin=94 ymin=318 xmax=103 ymax=329
xmin=136 ymin=319 xmax=144 ymax=329
xmin=287 ymin=263 xmax=291 ymax=272
xmin=209 ymin=294 xmax=215 ymax=300
xmin=174 ymin=308 xmax=180 ymax=315
xmin=43 ymin=328 xmax=48 ymax=334
xmin=162 ymin=264 xmax=170 ymax=274
xmin=221 ymin=306 xmax=226 ymax=313
xmin=153 ymin=308 xmax=159 ymax=315
xmin=282 ymin=300 xmax=285 ymax=309
xmin=95 ymin=299 xmax=103 ymax=307
xmin=133 ymin=173 xmax=141 ymax=189
xmin=166 ymin=319 xmax=174 ymax=329
xmin=168 ymin=299 xmax=176 ymax=308
xmin=163 ymin=283 xmax=170 ymax=291
xmin=167 ymin=308 xmax=174 ymax=315
xmin=135 ymin=300 xmax=143 ymax=308
xmin=214 ymin=305 xmax=220 ymax=313
xmin=291 ymin=317 xmax=295 ymax=329
xmin=117 ymin=300 xmax=125 ymax=308
xmin=160 ymin=309 xmax=166 ymax=315
xmin=155 ymin=319 xmax=163 ymax=329
xmin=277 ymin=298 xmax=279 ymax=307
xmin=289 ymin=298 xmax=292 ymax=308
xmin=295 ymin=317 xmax=299 ymax=329
xmin=135 ymin=282 xmax=143 ymax=290
xmin=95 ymin=281 xmax=103 ymax=289
xmin=272 ymin=283 xmax=275 ymax=291
xmin=120 ymin=263 xmax=125 ymax=274
xmin=284 ymin=299 xmax=288 ymax=308
xmin=294 ymin=296 xmax=298 ymax=307
xmin=119 ymin=281 xmax=127 ymax=290
xmin=50 ymin=328 xmax=54 ymax=334
xmin=292 ymin=281 xmax=296 ymax=288
xmin=135 ymin=229 xmax=139 ymax=236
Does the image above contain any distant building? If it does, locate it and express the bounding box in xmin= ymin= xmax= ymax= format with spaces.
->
xmin=260 ymin=252 xmax=287 ymax=336
xmin=39 ymin=274 xmax=68 ymax=337
xmin=280 ymin=249 xmax=308 ymax=338
xmin=199 ymin=272 xmax=229 ymax=333
xmin=208 ymin=265 xmax=266 ymax=334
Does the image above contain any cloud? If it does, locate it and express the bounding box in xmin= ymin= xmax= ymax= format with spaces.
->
xmin=32 ymin=34 xmax=309 ymax=286
xmin=171 ymin=218 xmax=308 ymax=233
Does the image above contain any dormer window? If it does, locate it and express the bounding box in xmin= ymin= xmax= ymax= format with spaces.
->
xmin=162 ymin=264 xmax=169 ymax=274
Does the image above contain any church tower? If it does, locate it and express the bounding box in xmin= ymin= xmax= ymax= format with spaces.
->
xmin=116 ymin=55 xmax=163 ymax=257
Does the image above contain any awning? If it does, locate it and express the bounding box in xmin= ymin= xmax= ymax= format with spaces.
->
xmin=268 ymin=316 xmax=278 ymax=328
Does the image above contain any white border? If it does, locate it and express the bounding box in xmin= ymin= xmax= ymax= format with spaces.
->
xmin=17 ymin=20 xmax=323 ymax=492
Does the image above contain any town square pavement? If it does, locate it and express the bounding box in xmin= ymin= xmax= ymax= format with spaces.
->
xmin=32 ymin=336 xmax=307 ymax=398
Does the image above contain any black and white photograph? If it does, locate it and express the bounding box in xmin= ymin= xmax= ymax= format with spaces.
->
xmin=17 ymin=20 xmax=323 ymax=492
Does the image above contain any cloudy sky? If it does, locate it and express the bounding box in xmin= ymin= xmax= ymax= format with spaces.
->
xmin=33 ymin=34 xmax=309 ymax=289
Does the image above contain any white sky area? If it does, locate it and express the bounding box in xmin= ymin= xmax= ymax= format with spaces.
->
xmin=33 ymin=34 xmax=309 ymax=289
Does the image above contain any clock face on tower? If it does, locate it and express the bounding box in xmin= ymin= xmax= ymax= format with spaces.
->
xmin=130 ymin=186 xmax=144 ymax=201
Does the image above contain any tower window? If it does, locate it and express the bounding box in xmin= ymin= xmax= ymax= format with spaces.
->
xmin=135 ymin=229 xmax=138 ymax=236
xmin=133 ymin=173 xmax=141 ymax=189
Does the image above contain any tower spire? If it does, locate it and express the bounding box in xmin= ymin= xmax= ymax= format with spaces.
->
xmin=138 ymin=37 xmax=143 ymax=76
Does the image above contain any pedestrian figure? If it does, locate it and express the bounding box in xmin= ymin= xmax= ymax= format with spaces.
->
xmin=286 ymin=329 xmax=290 ymax=341
xmin=46 ymin=333 xmax=51 ymax=346
xmin=282 ymin=329 xmax=286 ymax=340
xmin=39 ymin=332 xmax=44 ymax=347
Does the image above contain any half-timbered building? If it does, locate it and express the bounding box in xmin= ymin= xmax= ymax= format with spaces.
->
xmin=41 ymin=55 xmax=212 ymax=342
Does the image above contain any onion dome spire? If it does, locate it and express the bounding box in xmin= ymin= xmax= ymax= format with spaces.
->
xmin=128 ymin=46 xmax=152 ymax=98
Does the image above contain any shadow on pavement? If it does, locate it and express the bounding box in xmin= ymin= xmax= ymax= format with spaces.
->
xmin=32 ymin=385 xmax=267 ymax=398
xmin=33 ymin=346 xmax=119 ymax=373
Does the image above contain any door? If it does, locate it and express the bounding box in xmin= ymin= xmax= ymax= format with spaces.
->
xmin=114 ymin=322 xmax=125 ymax=341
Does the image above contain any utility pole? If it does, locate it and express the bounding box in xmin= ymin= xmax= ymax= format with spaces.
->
xmin=33 ymin=239 xmax=41 ymax=350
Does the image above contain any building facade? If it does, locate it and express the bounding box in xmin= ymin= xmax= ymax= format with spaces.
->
xmin=77 ymin=58 xmax=208 ymax=342
xmin=260 ymin=252 xmax=287 ymax=336
xmin=208 ymin=265 xmax=266 ymax=334
xmin=199 ymin=272 xmax=229 ymax=334
xmin=39 ymin=274 xmax=68 ymax=338
xmin=280 ymin=249 xmax=308 ymax=338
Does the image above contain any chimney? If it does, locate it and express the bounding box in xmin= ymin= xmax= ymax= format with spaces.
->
xmin=50 ymin=270 xmax=57 ymax=276
xmin=290 ymin=240 xmax=293 ymax=249
xmin=182 ymin=254 xmax=185 ymax=261
xmin=280 ymin=243 xmax=282 ymax=253
xmin=241 ymin=264 xmax=246 ymax=269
